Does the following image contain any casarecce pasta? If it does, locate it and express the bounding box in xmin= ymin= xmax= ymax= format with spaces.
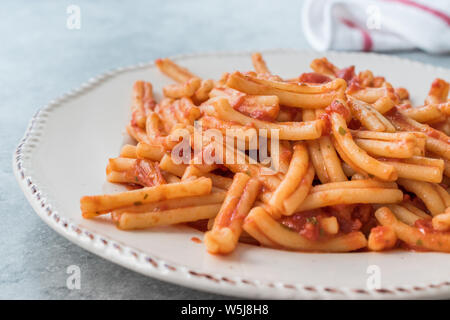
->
xmin=81 ymin=53 xmax=450 ymax=254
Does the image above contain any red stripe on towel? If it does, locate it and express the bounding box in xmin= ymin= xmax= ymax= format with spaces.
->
xmin=340 ymin=18 xmax=374 ymax=52
xmin=386 ymin=0 xmax=450 ymax=25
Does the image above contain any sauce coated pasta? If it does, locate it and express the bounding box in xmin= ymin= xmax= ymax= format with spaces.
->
xmin=81 ymin=53 xmax=450 ymax=254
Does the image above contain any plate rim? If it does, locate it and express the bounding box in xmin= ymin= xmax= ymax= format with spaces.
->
xmin=13 ymin=48 xmax=450 ymax=299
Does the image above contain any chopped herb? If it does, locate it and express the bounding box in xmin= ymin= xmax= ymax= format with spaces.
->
xmin=133 ymin=201 xmax=143 ymax=206
xmin=319 ymin=228 xmax=325 ymax=237
xmin=143 ymin=194 xmax=148 ymax=200
xmin=338 ymin=126 xmax=346 ymax=136
xmin=135 ymin=176 xmax=139 ymax=182
xmin=416 ymin=239 xmax=423 ymax=246
xmin=306 ymin=217 xmax=318 ymax=225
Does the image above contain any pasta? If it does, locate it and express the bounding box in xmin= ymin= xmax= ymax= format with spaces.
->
xmin=81 ymin=53 xmax=450 ymax=254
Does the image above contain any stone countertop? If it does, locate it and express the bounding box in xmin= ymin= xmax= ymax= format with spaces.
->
xmin=1 ymin=0 xmax=449 ymax=299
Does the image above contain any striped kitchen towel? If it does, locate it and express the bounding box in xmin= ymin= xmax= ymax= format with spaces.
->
xmin=302 ymin=0 xmax=450 ymax=53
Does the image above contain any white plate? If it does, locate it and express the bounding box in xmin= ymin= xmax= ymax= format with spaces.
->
xmin=14 ymin=49 xmax=450 ymax=299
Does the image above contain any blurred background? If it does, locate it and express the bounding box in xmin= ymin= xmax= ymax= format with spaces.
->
xmin=1 ymin=0 xmax=449 ymax=299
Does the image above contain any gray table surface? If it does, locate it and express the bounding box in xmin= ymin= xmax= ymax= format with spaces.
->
xmin=1 ymin=0 xmax=449 ymax=299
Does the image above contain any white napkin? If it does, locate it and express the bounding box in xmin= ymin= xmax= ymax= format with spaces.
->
xmin=302 ymin=0 xmax=450 ymax=53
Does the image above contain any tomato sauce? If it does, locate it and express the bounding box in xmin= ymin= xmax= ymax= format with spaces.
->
xmin=124 ymin=183 xmax=142 ymax=191
xmin=187 ymin=219 xmax=210 ymax=232
xmin=431 ymin=78 xmax=445 ymax=90
xmin=386 ymin=107 xmax=450 ymax=143
xmin=130 ymin=110 xmax=139 ymax=127
xmin=191 ymin=237 xmax=202 ymax=244
xmin=220 ymin=87 xmax=245 ymax=107
xmin=279 ymin=210 xmax=325 ymax=241
xmin=400 ymin=242 xmax=429 ymax=252
xmin=372 ymin=76 xmax=386 ymax=88
xmin=336 ymin=66 xmax=355 ymax=83
xmin=318 ymin=113 xmax=332 ymax=136
xmin=348 ymin=118 xmax=362 ymax=130
xmin=327 ymin=205 xmax=362 ymax=234
xmin=370 ymin=226 xmax=395 ymax=248
xmin=397 ymin=103 xmax=412 ymax=110
xmin=328 ymin=100 xmax=351 ymax=120
xmin=279 ymin=205 xmax=374 ymax=241
xmin=346 ymin=77 xmax=363 ymax=93
xmin=248 ymin=109 xmax=274 ymax=122
xmin=319 ymin=100 xmax=351 ymax=135
xmin=131 ymin=159 xmax=166 ymax=187
xmin=414 ymin=219 xmax=435 ymax=234
xmin=298 ymin=72 xmax=332 ymax=84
